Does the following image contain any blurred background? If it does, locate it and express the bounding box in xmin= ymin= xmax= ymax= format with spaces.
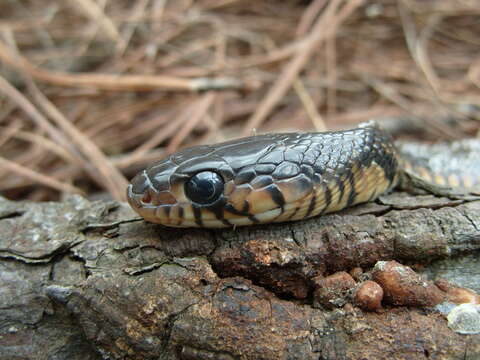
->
xmin=0 ymin=0 xmax=479 ymax=202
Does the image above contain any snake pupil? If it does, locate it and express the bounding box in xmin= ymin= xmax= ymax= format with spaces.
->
xmin=185 ymin=171 xmax=224 ymax=205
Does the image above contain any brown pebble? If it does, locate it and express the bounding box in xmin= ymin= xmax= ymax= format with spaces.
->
xmin=354 ymin=280 xmax=383 ymax=312
xmin=313 ymin=271 xmax=356 ymax=309
xmin=372 ymin=260 xmax=445 ymax=307
xmin=434 ymin=278 xmax=451 ymax=292
xmin=434 ymin=279 xmax=479 ymax=305
xmin=448 ymin=288 xmax=479 ymax=305
xmin=343 ymin=303 xmax=355 ymax=313
xmin=349 ymin=267 xmax=363 ymax=282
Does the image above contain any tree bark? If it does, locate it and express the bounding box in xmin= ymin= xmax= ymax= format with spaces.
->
xmin=0 ymin=192 xmax=479 ymax=360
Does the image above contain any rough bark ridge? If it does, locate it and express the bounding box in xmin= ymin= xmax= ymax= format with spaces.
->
xmin=0 ymin=192 xmax=479 ymax=360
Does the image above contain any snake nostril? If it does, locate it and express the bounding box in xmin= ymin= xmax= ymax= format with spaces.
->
xmin=142 ymin=192 xmax=152 ymax=204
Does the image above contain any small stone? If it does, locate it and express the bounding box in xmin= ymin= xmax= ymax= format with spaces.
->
xmin=45 ymin=285 xmax=73 ymax=304
xmin=447 ymin=303 xmax=480 ymax=334
xmin=354 ymin=281 xmax=383 ymax=312
xmin=313 ymin=271 xmax=356 ymax=309
xmin=372 ymin=260 xmax=445 ymax=307
xmin=434 ymin=279 xmax=479 ymax=305
xmin=349 ymin=267 xmax=363 ymax=282
xmin=343 ymin=303 xmax=355 ymax=313
xmin=447 ymin=287 xmax=479 ymax=305
xmin=434 ymin=278 xmax=451 ymax=292
xmin=435 ymin=301 xmax=457 ymax=316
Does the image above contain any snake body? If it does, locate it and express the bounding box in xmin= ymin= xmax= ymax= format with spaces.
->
xmin=128 ymin=124 xmax=404 ymax=228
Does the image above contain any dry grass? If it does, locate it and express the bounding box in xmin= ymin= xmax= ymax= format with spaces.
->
xmin=0 ymin=0 xmax=479 ymax=201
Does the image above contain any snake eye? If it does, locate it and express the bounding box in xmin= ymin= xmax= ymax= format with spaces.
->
xmin=185 ymin=171 xmax=224 ymax=205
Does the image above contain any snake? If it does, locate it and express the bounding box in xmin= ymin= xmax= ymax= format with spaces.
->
xmin=127 ymin=123 xmax=480 ymax=228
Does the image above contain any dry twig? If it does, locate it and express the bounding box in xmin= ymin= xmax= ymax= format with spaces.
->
xmin=242 ymin=0 xmax=364 ymax=135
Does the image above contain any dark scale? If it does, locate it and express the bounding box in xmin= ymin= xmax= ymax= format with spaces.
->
xmin=291 ymin=144 xmax=309 ymax=154
xmin=254 ymin=164 xmax=276 ymax=175
xmin=345 ymin=170 xmax=357 ymax=207
xmin=300 ymin=164 xmax=314 ymax=179
xmin=235 ymin=166 xmax=258 ymax=185
xmin=272 ymin=162 xmax=300 ymax=179
xmin=283 ymin=148 xmax=304 ymax=163
xmin=251 ymin=175 xmax=274 ymax=189
xmin=305 ymin=192 xmax=317 ymax=218
xmin=265 ymin=183 xmax=286 ymax=208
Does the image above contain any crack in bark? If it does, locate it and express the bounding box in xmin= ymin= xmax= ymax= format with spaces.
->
xmin=0 ymin=210 xmax=24 ymax=220
xmin=461 ymin=211 xmax=480 ymax=232
xmin=123 ymin=259 xmax=189 ymax=276
xmin=81 ymin=217 xmax=143 ymax=234
xmin=160 ymin=302 xmax=199 ymax=355
xmin=0 ymin=240 xmax=84 ymax=264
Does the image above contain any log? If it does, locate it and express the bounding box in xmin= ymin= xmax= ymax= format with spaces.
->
xmin=0 ymin=191 xmax=479 ymax=360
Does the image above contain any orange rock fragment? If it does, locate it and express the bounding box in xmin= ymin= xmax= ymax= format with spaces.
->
xmin=349 ymin=267 xmax=363 ymax=282
xmin=313 ymin=271 xmax=356 ymax=309
xmin=435 ymin=279 xmax=480 ymax=305
xmin=354 ymin=280 xmax=384 ymax=312
xmin=372 ymin=260 xmax=445 ymax=307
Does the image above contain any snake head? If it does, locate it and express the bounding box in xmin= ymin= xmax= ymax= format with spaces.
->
xmin=127 ymin=144 xmax=238 ymax=227
xmin=127 ymin=134 xmax=314 ymax=228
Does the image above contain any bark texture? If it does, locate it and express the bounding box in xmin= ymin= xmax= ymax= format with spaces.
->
xmin=0 ymin=192 xmax=479 ymax=360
